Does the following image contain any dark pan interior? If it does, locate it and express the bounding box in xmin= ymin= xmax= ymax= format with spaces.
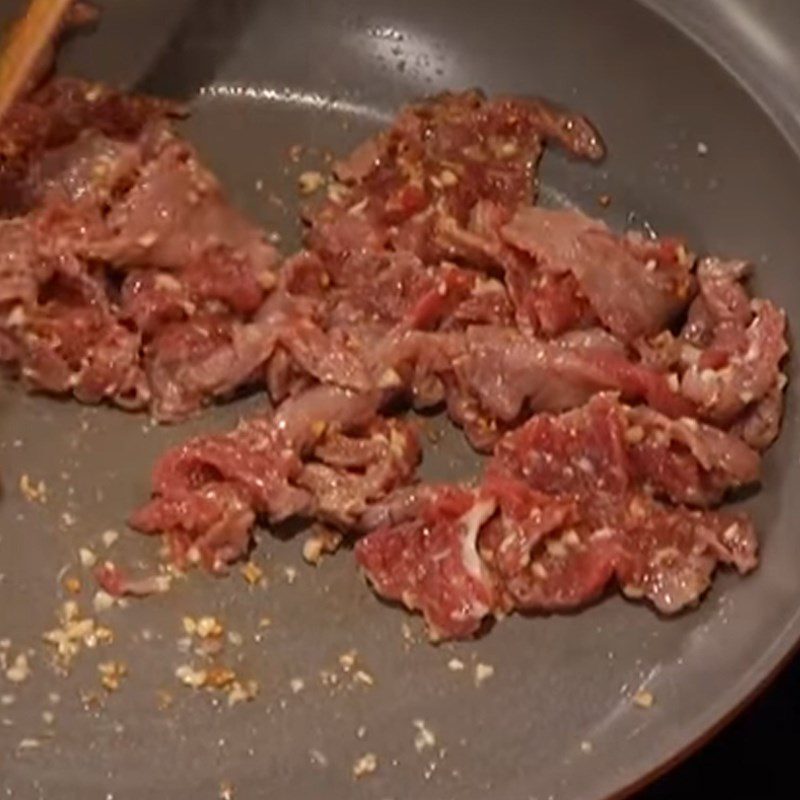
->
xmin=1 ymin=2 xmax=800 ymax=799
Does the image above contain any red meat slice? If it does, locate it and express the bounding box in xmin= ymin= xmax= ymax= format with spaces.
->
xmin=356 ymin=486 xmax=498 ymax=640
xmin=614 ymin=500 xmax=756 ymax=613
xmin=681 ymin=299 xmax=787 ymax=426
xmin=145 ymin=316 xmax=275 ymax=421
xmin=0 ymin=79 xmax=280 ymax=420
xmin=492 ymin=394 xmax=759 ymax=507
xmin=131 ymin=386 xmax=420 ymax=570
xmin=490 ymin=393 xmax=632 ymax=496
xmin=479 ymin=475 xmax=756 ymax=617
xmin=435 ymin=200 xmax=597 ymax=337
xmin=674 ymin=258 xmax=788 ymax=449
xmin=307 ymin=90 xmax=603 ymax=265
xmin=480 ymin=396 xmax=759 ymax=618
xmin=87 ymin=131 xmax=278 ymax=276
xmin=501 ymin=207 xmax=694 ymax=341
xmin=624 ymin=405 xmax=760 ymax=506
xmin=297 ymin=417 xmax=421 ymax=528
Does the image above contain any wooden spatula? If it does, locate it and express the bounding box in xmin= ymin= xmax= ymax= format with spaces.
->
xmin=0 ymin=0 xmax=74 ymax=123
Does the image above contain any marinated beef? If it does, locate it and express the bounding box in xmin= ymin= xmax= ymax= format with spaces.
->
xmin=357 ymin=395 xmax=759 ymax=638
xmin=1 ymin=76 xmax=788 ymax=640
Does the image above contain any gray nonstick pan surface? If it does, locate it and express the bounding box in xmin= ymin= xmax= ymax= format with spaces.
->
xmin=2 ymin=1 xmax=800 ymax=799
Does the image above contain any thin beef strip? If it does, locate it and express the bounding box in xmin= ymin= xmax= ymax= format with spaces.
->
xmin=481 ymin=475 xmax=755 ymax=617
xmin=500 ymin=206 xmax=695 ymax=342
xmin=491 ymin=394 xmax=760 ymax=507
xmin=372 ymin=325 xmax=694 ymax=451
xmin=0 ymin=80 xmax=279 ymax=418
xmin=130 ymin=386 xmax=420 ymax=570
xmin=308 ymin=90 xmax=604 ymax=265
xmin=355 ymin=486 xmax=499 ymax=640
xmin=679 ymin=258 xmax=787 ymax=446
xmin=0 ymin=76 xmax=180 ymax=210
xmin=436 ymin=200 xmax=598 ymax=336
xmin=356 ymin=395 xmax=759 ymax=639
xmin=634 ymin=257 xmax=788 ymax=449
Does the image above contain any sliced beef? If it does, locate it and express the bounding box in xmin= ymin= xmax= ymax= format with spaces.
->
xmin=288 ymin=323 xmax=692 ymax=454
xmin=492 ymin=394 xmax=759 ymax=507
xmin=613 ymin=500 xmax=756 ymax=613
xmin=0 ymin=76 xmax=179 ymax=175
xmin=624 ymin=405 xmax=760 ymax=506
xmin=729 ymin=379 xmax=786 ymax=450
xmin=131 ymin=386 xmax=419 ymax=570
xmin=685 ymin=257 xmax=751 ymax=342
xmin=445 ymin=326 xmax=693 ymax=449
xmin=484 ymin=396 xmax=759 ymax=615
xmin=307 ymin=90 xmax=603 ymax=265
xmin=481 ymin=475 xmax=756 ymax=617
xmin=0 ymin=72 xmax=784 ymax=644
xmin=356 ymin=487 xmax=498 ymax=640
xmin=88 ymin=130 xmax=278 ymax=276
xmin=144 ymin=316 xmax=274 ymax=421
xmin=358 ymin=473 xmax=757 ymax=639
xmin=32 ymin=130 xmax=145 ymax=207
xmin=298 ymin=417 xmax=421 ymax=528
xmin=0 ymin=232 xmax=151 ymax=406
xmin=282 ymin=248 xmax=477 ymax=332
xmin=501 ymin=207 xmax=694 ymax=341
xmin=0 ymin=80 xmax=279 ymax=419
xmin=0 ymin=226 xmax=276 ymax=419
xmin=676 ymin=258 xmax=788 ymax=448
xmin=479 ymin=476 xmax=619 ymax=612
xmin=233 ymin=320 xmax=694 ymax=455
xmin=333 ymin=91 xmax=603 ymax=191
xmin=0 ymin=219 xmax=44 ymax=307
xmin=436 ymin=201 xmax=598 ymax=337
xmin=357 ymin=396 xmax=760 ymax=639
xmin=681 ymin=299 xmax=787 ymax=427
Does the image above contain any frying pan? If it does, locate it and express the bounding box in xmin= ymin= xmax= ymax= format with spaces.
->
xmin=1 ymin=1 xmax=799 ymax=799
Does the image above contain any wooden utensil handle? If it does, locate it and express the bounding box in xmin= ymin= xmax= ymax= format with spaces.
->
xmin=0 ymin=0 xmax=74 ymax=122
